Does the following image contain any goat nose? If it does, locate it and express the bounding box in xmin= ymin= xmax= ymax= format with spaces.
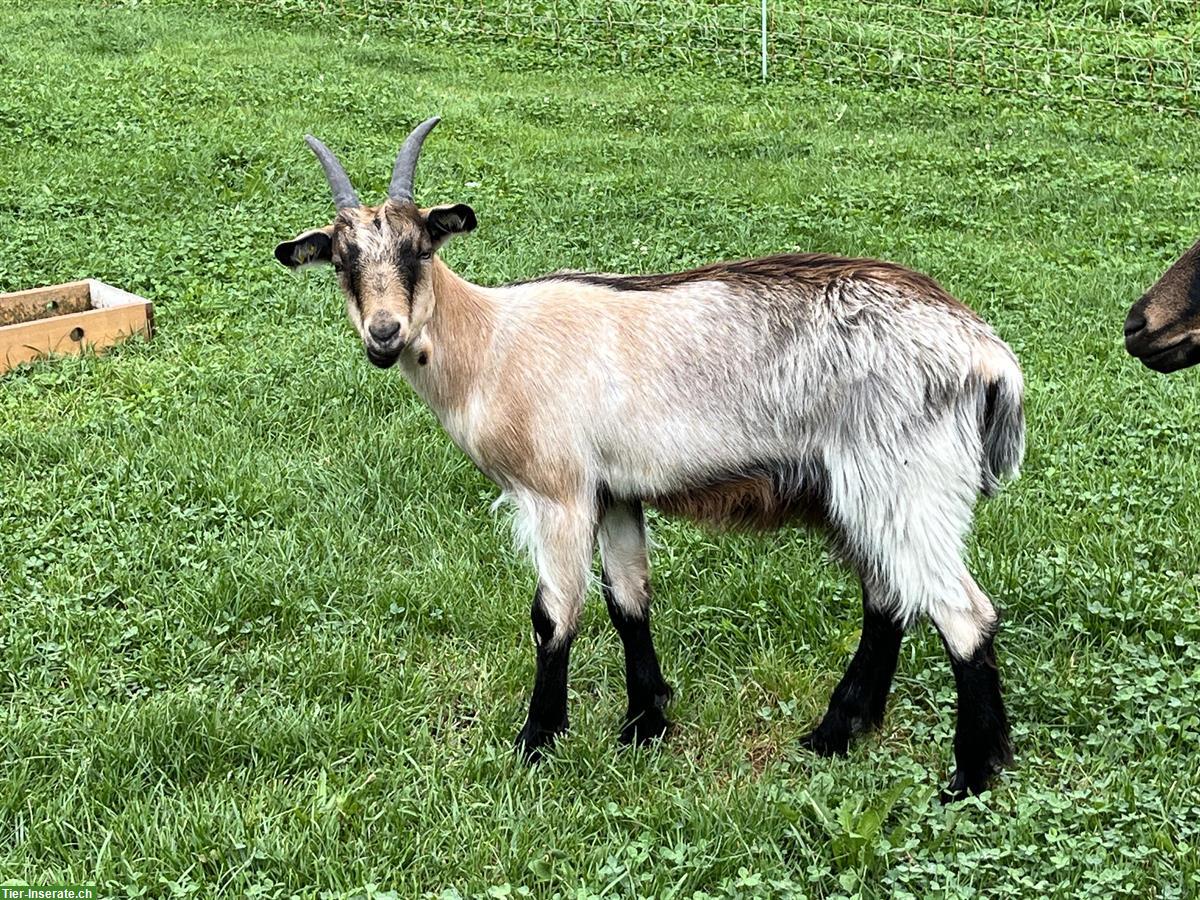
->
xmin=1124 ymin=308 xmax=1147 ymax=337
xmin=369 ymin=318 xmax=401 ymax=342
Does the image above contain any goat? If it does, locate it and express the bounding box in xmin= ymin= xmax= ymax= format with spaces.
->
xmin=1126 ymin=235 xmax=1200 ymax=372
xmin=274 ymin=118 xmax=1026 ymax=800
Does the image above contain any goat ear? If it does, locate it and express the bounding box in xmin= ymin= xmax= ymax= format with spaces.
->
xmin=424 ymin=204 xmax=477 ymax=247
xmin=274 ymin=226 xmax=334 ymax=269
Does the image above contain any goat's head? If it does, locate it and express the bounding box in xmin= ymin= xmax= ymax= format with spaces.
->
xmin=1125 ymin=235 xmax=1200 ymax=373
xmin=274 ymin=117 xmax=476 ymax=368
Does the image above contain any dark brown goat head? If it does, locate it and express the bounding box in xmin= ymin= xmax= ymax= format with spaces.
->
xmin=1125 ymin=236 xmax=1200 ymax=373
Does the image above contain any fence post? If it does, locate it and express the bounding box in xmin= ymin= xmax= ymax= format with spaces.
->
xmin=761 ymin=0 xmax=768 ymax=81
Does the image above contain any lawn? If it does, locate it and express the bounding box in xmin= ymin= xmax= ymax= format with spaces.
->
xmin=1 ymin=1 xmax=1199 ymax=897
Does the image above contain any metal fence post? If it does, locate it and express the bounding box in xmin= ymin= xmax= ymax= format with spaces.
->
xmin=761 ymin=0 xmax=768 ymax=82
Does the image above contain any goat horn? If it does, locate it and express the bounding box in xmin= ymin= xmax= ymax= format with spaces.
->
xmin=304 ymin=135 xmax=361 ymax=209
xmin=388 ymin=116 xmax=440 ymax=203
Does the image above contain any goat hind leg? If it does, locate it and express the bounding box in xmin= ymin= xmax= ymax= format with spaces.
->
xmin=930 ymin=575 xmax=1012 ymax=802
xmin=802 ymin=580 xmax=904 ymax=757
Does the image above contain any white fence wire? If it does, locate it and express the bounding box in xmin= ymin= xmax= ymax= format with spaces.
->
xmin=254 ymin=1 xmax=1200 ymax=112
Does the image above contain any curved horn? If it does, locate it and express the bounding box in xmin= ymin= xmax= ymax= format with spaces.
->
xmin=388 ymin=116 xmax=440 ymax=203
xmin=304 ymin=135 xmax=360 ymax=209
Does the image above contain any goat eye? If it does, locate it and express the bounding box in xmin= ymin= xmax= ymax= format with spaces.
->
xmin=420 ymin=252 xmax=432 ymax=261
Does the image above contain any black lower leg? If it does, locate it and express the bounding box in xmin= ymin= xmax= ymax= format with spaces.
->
xmin=602 ymin=571 xmax=672 ymax=745
xmin=802 ymin=589 xmax=904 ymax=757
xmin=941 ymin=630 xmax=1012 ymax=802
xmin=515 ymin=586 xmax=572 ymax=762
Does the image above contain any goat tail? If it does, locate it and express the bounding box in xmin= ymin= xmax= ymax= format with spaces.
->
xmin=978 ymin=351 xmax=1025 ymax=497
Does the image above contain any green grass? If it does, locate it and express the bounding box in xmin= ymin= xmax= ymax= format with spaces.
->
xmin=2 ymin=1 xmax=1200 ymax=897
xmin=159 ymin=0 xmax=1200 ymax=111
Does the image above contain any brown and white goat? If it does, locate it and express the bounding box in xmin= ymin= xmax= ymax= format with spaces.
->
xmin=1126 ymin=235 xmax=1200 ymax=372
xmin=275 ymin=118 xmax=1026 ymax=800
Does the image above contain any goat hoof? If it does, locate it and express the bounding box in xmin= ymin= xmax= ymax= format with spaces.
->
xmin=514 ymin=721 xmax=565 ymax=763
xmin=618 ymin=707 xmax=671 ymax=747
xmin=799 ymin=723 xmax=851 ymax=758
xmin=939 ymin=768 xmax=990 ymax=803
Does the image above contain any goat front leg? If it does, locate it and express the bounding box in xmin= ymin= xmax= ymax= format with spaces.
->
xmin=514 ymin=496 xmax=596 ymax=762
xmin=598 ymin=498 xmax=672 ymax=746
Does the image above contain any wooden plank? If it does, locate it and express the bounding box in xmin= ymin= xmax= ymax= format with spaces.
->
xmin=0 ymin=281 xmax=93 ymax=327
xmin=0 ymin=303 xmax=153 ymax=374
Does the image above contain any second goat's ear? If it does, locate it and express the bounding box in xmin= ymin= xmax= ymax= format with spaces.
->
xmin=424 ymin=204 xmax=477 ymax=247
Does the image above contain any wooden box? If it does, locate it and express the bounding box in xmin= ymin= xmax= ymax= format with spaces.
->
xmin=0 ymin=280 xmax=154 ymax=375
